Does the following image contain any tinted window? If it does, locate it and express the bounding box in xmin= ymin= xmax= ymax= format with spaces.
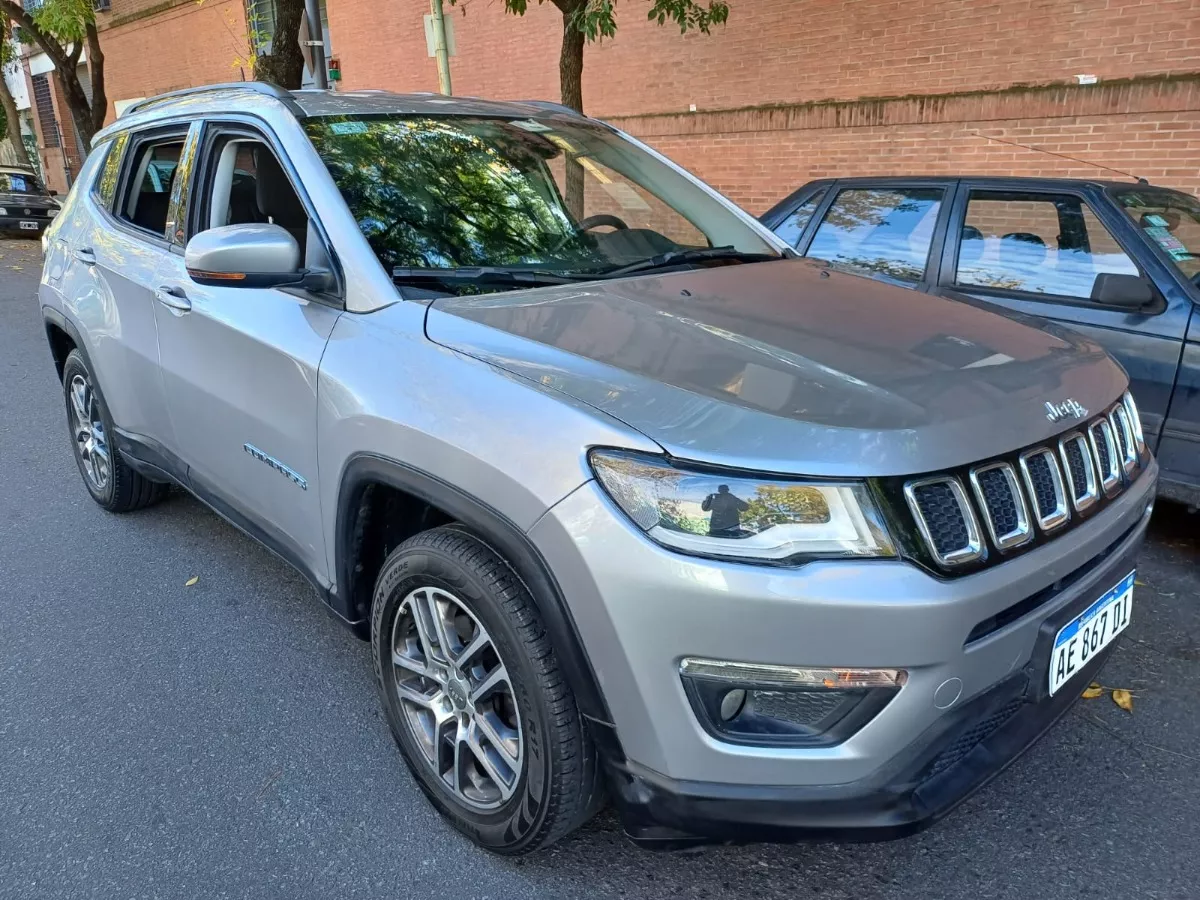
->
xmin=956 ymin=191 xmax=1139 ymax=300
xmin=805 ymin=187 xmax=943 ymax=283
xmin=773 ymin=188 xmax=826 ymax=247
xmin=1114 ymin=188 xmax=1200 ymax=284
xmin=94 ymin=132 xmax=129 ymax=210
xmin=118 ymin=137 xmax=185 ymax=237
xmin=0 ymin=172 xmax=46 ymax=195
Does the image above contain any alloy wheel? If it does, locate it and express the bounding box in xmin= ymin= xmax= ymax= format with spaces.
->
xmin=389 ymin=586 xmax=524 ymax=810
xmin=68 ymin=373 xmax=110 ymax=492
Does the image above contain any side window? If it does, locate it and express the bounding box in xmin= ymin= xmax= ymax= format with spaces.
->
xmin=773 ymin=188 xmax=827 ymax=248
xmin=955 ymin=191 xmax=1139 ymax=301
xmin=94 ymin=132 xmax=130 ymax=211
xmin=805 ymin=187 xmax=943 ymax=284
xmin=117 ymin=135 xmax=187 ymax=237
xmin=196 ymin=132 xmax=309 ymax=257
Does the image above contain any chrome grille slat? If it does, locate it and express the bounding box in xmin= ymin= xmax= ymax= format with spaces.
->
xmin=1087 ymin=418 xmax=1121 ymax=495
xmin=969 ymin=462 xmax=1031 ymax=551
xmin=904 ymin=477 xmax=982 ymax=567
xmin=1019 ymin=448 xmax=1070 ymax=533
xmin=1109 ymin=404 xmax=1138 ymax=476
xmin=1058 ymin=432 xmax=1099 ymax=512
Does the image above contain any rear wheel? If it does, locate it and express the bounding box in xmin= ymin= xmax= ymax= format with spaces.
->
xmin=371 ymin=526 xmax=603 ymax=854
xmin=62 ymin=350 xmax=167 ymax=512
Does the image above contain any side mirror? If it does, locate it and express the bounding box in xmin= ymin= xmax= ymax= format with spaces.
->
xmin=1091 ymin=272 xmax=1156 ymax=310
xmin=186 ymin=223 xmax=309 ymax=289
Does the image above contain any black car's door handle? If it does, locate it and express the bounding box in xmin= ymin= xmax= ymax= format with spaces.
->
xmin=154 ymin=285 xmax=192 ymax=313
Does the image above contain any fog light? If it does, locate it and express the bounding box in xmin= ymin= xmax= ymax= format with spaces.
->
xmin=680 ymin=657 xmax=905 ymax=747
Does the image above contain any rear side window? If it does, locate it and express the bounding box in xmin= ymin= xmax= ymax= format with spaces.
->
xmin=805 ymin=187 xmax=943 ymax=284
xmin=773 ymin=188 xmax=826 ymax=247
xmin=117 ymin=136 xmax=187 ymax=237
xmin=956 ymin=191 xmax=1139 ymax=300
xmin=94 ymin=131 xmax=129 ymax=211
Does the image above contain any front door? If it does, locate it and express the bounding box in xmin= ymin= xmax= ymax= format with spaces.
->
xmin=151 ymin=120 xmax=342 ymax=586
xmin=935 ymin=185 xmax=1191 ymax=450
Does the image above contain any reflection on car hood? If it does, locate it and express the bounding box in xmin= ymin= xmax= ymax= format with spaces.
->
xmin=0 ymin=193 xmax=57 ymax=209
xmin=425 ymin=259 xmax=1127 ymax=476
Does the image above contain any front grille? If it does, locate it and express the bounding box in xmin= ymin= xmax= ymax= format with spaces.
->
xmin=901 ymin=393 xmax=1146 ymax=571
xmin=926 ymin=699 xmax=1024 ymax=780
xmin=904 ymin=478 xmax=981 ymax=566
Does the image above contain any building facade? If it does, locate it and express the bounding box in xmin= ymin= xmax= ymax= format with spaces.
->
xmin=11 ymin=0 xmax=1200 ymax=207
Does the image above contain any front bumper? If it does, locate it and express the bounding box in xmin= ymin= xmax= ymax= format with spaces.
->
xmin=529 ymin=459 xmax=1156 ymax=844
xmin=0 ymin=214 xmax=51 ymax=234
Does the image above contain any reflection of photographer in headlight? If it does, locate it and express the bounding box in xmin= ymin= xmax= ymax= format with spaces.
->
xmin=702 ymin=484 xmax=749 ymax=536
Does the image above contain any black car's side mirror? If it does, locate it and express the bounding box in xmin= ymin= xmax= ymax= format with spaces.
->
xmin=1091 ymin=273 xmax=1156 ymax=310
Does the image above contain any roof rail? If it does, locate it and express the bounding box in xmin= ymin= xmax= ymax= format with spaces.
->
xmin=121 ymin=82 xmax=301 ymax=118
xmin=515 ymin=99 xmax=586 ymax=117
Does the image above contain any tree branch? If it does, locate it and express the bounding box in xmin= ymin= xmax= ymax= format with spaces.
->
xmin=0 ymin=2 xmax=72 ymax=71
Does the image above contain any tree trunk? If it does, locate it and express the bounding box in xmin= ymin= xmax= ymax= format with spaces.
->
xmin=86 ymin=21 xmax=107 ymax=140
xmin=255 ymin=0 xmax=306 ymax=90
xmin=558 ymin=7 xmax=585 ymax=217
xmin=0 ymin=68 xmax=32 ymax=168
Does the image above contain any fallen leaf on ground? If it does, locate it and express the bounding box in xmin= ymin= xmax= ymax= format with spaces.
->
xmin=185 ymin=576 xmax=199 ymax=587
xmin=1082 ymin=682 xmax=1104 ymax=699
xmin=1112 ymin=688 xmax=1134 ymax=712
xmin=1135 ymin=579 xmax=1147 ymax=586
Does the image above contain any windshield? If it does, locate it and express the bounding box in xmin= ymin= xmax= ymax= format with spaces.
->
xmin=1114 ymin=187 xmax=1200 ymax=284
xmin=0 ymin=172 xmax=46 ymax=195
xmin=303 ymin=114 xmax=778 ymax=288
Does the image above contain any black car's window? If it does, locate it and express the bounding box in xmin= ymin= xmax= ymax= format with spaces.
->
xmin=118 ymin=137 xmax=186 ymax=237
xmin=1114 ymin=188 xmax=1200 ymax=284
xmin=956 ymin=191 xmax=1139 ymax=301
xmin=194 ymin=132 xmax=309 ymax=256
xmin=0 ymin=171 xmax=46 ymax=195
xmin=805 ymin=187 xmax=943 ymax=284
xmin=773 ymin=188 xmax=826 ymax=247
xmin=94 ymin=132 xmax=130 ymax=211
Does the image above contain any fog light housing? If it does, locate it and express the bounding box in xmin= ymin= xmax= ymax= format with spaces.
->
xmin=680 ymin=658 xmax=906 ymax=747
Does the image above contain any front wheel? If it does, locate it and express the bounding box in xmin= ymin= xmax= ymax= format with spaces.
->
xmin=370 ymin=526 xmax=604 ymax=854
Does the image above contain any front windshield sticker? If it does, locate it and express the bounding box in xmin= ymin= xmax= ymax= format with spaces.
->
xmin=329 ymin=121 xmax=369 ymax=135
xmin=1168 ymin=247 xmax=1195 ymax=261
xmin=1144 ymin=214 xmax=1170 ymax=227
xmin=510 ymin=119 xmax=554 ymax=133
xmin=1145 ymin=225 xmax=1188 ymax=253
xmin=9 ymin=175 xmax=27 ymax=192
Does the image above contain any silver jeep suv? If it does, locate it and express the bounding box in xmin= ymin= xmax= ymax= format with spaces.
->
xmin=40 ymin=84 xmax=1157 ymax=854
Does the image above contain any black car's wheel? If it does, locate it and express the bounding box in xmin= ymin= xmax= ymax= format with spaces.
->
xmin=371 ymin=526 xmax=604 ymax=854
xmin=62 ymin=349 xmax=168 ymax=512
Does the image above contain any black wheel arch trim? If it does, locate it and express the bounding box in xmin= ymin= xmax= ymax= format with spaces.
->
xmin=335 ymin=453 xmax=622 ymax=752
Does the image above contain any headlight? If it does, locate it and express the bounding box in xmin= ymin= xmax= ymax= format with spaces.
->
xmin=589 ymin=449 xmax=895 ymax=563
xmin=46 ymin=209 xmax=58 ymax=219
xmin=0 ymin=208 xmax=7 ymax=216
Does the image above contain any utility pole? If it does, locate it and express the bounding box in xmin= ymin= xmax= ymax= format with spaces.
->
xmin=303 ymin=0 xmax=329 ymax=89
xmin=430 ymin=0 xmax=452 ymax=96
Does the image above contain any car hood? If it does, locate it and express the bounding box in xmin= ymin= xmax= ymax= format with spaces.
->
xmin=0 ymin=193 xmax=57 ymax=210
xmin=424 ymin=259 xmax=1126 ymax=476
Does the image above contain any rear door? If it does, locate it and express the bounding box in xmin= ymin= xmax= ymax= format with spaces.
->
xmin=935 ymin=183 xmax=1190 ymax=450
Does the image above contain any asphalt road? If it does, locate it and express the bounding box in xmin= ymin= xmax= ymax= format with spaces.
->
xmin=2 ymin=237 xmax=1198 ymax=900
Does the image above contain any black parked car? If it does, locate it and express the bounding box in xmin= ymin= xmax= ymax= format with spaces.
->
xmin=0 ymin=166 xmax=60 ymax=237
xmin=762 ymin=176 xmax=1200 ymax=508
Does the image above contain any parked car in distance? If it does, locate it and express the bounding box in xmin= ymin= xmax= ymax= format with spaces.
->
xmin=40 ymin=86 xmax=1157 ymax=854
xmin=0 ymin=165 xmax=60 ymax=237
xmin=762 ymin=176 xmax=1200 ymax=509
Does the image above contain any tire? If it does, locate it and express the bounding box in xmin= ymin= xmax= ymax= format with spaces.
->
xmin=371 ymin=526 xmax=604 ymax=854
xmin=62 ymin=349 xmax=168 ymax=513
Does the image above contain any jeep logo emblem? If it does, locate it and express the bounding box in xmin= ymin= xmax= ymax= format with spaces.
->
xmin=1045 ymin=398 xmax=1088 ymax=423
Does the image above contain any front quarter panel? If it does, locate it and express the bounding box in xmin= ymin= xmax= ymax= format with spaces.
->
xmin=317 ymin=301 xmax=662 ymax=585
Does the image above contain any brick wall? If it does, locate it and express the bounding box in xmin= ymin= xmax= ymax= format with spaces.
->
xmin=326 ymin=0 xmax=1200 ymax=212
xmin=94 ymin=0 xmax=252 ymax=122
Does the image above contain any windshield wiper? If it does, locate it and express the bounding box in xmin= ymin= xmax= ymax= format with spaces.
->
xmin=392 ymin=266 xmax=586 ymax=289
xmin=591 ymin=246 xmax=780 ymax=279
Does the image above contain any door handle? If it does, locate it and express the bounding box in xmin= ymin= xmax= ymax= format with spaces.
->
xmin=154 ymin=284 xmax=192 ymax=313
xmin=73 ymin=248 xmax=96 ymax=266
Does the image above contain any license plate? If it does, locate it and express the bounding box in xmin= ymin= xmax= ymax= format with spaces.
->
xmin=1048 ymin=570 xmax=1134 ymax=695
xmin=19 ymin=221 xmax=39 ymax=230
